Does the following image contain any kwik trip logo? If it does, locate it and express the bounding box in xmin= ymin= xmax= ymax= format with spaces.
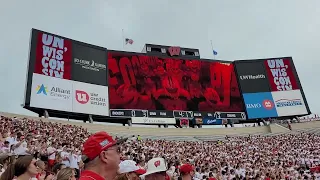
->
xmin=240 ymin=74 xmax=266 ymax=80
xmin=74 ymin=58 xmax=106 ymax=72
xmin=40 ymin=33 xmax=68 ymax=78
xmin=75 ymin=90 xmax=106 ymax=106
xmin=266 ymin=59 xmax=294 ymax=91
xmin=36 ymin=84 xmax=70 ymax=100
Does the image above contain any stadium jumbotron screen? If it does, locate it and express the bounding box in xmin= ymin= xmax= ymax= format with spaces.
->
xmin=108 ymin=51 xmax=245 ymax=119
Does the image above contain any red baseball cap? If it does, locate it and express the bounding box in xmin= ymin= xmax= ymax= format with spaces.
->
xmin=82 ymin=131 xmax=127 ymax=162
xmin=179 ymin=164 xmax=194 ymax=174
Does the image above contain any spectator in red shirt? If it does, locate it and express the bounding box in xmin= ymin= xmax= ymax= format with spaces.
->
xmin=79 ymin=131 xmax=127 ymax=180
xmin=179 ymin=164 xmax=195 ymax=180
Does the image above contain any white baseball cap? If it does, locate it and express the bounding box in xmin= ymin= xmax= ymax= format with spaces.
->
xmin=140 ymin=158 xmax=168 ymax=177
xmin=119 ymin=160 xmax=146 ymax=175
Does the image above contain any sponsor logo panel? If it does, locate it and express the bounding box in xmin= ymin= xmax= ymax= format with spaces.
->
xmin=30 ymin=73 xmax=72 ymax=111
xmin=34 ymin=31 xmax=72 ymax=79
xmin=243 ymin=92 xmax=278 ymax=119
xmin=264 ymin=58 xmax=299 ymax=91
xmin=271 ymin=90 xmax=308 ymax=116
xmin=196 ymin=118 xmax=228 ymax=125
xmin=71 ymin=43 xmax=107 ymax=86
xmin=72 ymin=81 xmax=109 ymax=116
xmin=235 ymin=61 xmax=270 ymax=93
xmin=131 ymin=117 xmax=176 ymax=124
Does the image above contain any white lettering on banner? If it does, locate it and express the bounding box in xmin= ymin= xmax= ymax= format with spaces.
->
xmin=160 ymin=112 xmax=166 ymax=116
xmin=112 ymin=111 xmax=124 ymax=116
xmin=74 ymin=58 xmax=106 ymax=72
xmin=131 ymin=117 xmax=176 ymax=124
xmin=246 ymin=103 xmax=262 ymax=109
xmin=267 ymin=59 xmax=292 ymax=91
xmin=207 ymin=120 xmax=217 ymax=124
xmin=41 ymin=34 xmax=67 ymax=78
xmin=226 ymin=114 xmax=236 ymax=118
xmin=240 ymin=74 xmax=266 ymax=80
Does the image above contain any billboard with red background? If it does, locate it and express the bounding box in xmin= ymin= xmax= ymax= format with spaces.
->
xmin=264 ymin=58 xmax=299 ymax=91
xmin=34 ymin=32 xmax=72 ymax=79
xmin=108 ymin=51 xmax=244 ymax=112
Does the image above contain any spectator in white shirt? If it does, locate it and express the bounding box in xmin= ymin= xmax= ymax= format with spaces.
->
xmin=0 ymin=141 xmax=10 ymax=154
xmin=12 ymin=135 xmax=29 ymax=156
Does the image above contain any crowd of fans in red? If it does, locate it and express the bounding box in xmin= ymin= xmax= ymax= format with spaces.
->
xmin=0 ymin=115 xmax=320 ymax=180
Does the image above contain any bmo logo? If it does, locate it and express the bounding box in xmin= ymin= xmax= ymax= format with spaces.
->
xmin=263 ymin=99 xmax=274 ymax=110
xmin=75 ymin=90 xmax=89 ymax=104
xmin=243 ymin=92 xmax=278 ymax=119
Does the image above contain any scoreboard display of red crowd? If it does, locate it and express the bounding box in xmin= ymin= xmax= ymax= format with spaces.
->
xmin=23 ymin=29 xmax=310 ymax=123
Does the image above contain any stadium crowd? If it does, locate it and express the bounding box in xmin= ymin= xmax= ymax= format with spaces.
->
xmin=0 ymin=115 xmax=320 ymax=180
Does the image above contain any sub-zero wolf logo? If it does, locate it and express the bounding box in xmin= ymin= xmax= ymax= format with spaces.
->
xmin=74 ymin=58 xmax=106 ymax=72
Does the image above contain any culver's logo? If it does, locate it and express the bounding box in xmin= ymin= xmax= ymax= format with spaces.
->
xmin=207 ymin=119 xmax=217 ymax=124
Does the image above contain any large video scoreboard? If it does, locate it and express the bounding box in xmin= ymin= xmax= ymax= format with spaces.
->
xmin=24 ymin=29 xmax=309 ymax=123
xmin=107 ymin=50 xmax=246 ymax=120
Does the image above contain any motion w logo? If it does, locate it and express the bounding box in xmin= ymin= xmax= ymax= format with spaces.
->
xmin=168 ymin=46 xmax=180 ymax=56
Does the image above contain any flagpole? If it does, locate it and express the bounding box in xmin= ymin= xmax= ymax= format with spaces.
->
xmin=122 ymin=29 xmax=125 ymax=50
xmin=210 ymin=40 xmax=215 ymax=59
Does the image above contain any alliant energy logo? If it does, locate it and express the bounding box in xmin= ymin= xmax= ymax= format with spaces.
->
xmin=36 ymin=84 xmax=70 ymax=100
xmin=74 ymin=58 xmax=106 ymax=72
xmin=75 ymin=90 xmax=106 ymax=106
xmin=275 ymin=98 xmax=303 ymax=107
xmin=240 ymin=74 xmax=266 ymax=80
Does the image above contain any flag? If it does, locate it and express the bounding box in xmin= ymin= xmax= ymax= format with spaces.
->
xmin=213 ymin=50 xmax=218 ymax=55
xmin=125 ymin=38 xmax=134 ymax=45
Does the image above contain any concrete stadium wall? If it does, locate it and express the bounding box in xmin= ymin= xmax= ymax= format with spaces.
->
xmin=1 ymin=112 xmax=319 ymax=136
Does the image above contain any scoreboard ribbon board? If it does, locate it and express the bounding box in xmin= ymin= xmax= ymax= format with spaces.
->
xmin=110 ymin=109 xmax=246 ymax=119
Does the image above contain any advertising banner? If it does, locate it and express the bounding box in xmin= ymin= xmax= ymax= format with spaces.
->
xmin=243 ymin=92 xmax=278 ymax=119
xmin=271 ymin=90 xmax=308 ymax=116
xmin=234 ymin=61 xmax=270 ymax=93
xmin=264 ymin=58 xmax=299 ymax=91
xmin=131 ymin=117 xmax=176 ymax=124
xmin=71 ymin=42 xmax=107 ymax=86
xmin=108 ymin=52 xmax=243 ymax=112
xmin=34 ymin=31 xmax=72 ymax=79
xmin=194 ymin=118 xmax=228 ymax=125
xmin=30 ymin=73 xmax=73 ymax=112
xmin=72 ymin=81 xmax=109 ymax=116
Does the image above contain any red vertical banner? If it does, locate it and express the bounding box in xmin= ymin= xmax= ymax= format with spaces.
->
xmin=34 ymin=32 xmax=72 ymax=79
xmin=264 ymin=58 xmax=298 ymax=91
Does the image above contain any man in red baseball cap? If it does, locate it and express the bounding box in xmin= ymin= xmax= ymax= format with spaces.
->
xmin=179 ymin=164 xmax=195 ymax=180
xmin=79 ymin=131 xmax=127 ymax=180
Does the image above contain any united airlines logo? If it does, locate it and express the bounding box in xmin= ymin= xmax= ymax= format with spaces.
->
xmin=36 ymin=84 xmax=48 ymax=95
